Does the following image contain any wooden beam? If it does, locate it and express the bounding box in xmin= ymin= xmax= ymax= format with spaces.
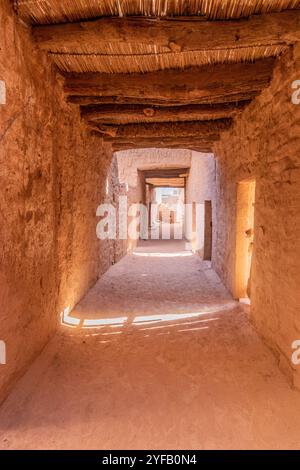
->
xmin=146 ymin=178 xmax=185 ymax=187
xmin=90 ymin=131 xmax=215 ymax=151
xmin=89 ymin=119 xmax=232 ymax=139
xmin=81 ymin=102 xmax=249 ymax=124
xmin=111 ymin=140 xmax=214 ymax=152
xmin=144 ymin=174 xmax=188 ymax=180
xmin=145 ymin=174 xmax=186 ymax=179
xmin=64 ymin=60 xmax=275 ymax=104
xmin=33 ymin=11 xmax=300 ymax=52
xmin=143 ymin=168 xmax=190 ymax=179
xmin=67 ymin=91 xmax=260 ymax=106
xmin=100 ymin=135 xmax=217 ymax=151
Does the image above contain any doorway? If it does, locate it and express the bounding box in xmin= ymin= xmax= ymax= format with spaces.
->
xmin=235 ymin=180 xmax=256 ymax=301
xmin=150 ymin=186 xmax=185 ymax=240
xmin=204 ymin=200 xmax=213 ymax=261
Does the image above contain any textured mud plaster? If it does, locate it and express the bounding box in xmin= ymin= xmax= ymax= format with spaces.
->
xmin=213 ymin=45 xmax=300 ymax=389
xmin=0 ymin=1 xmax=115 ymax=404
xmin=98 ymin=154 xmax=128 ymax=268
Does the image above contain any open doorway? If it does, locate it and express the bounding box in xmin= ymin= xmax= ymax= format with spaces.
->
xmin=235 ymin=180 xmax=256 ymax=302
xmin=149 ymin=186 xmax=185 ymax=240
xmin=204 ymin=200 xmax=213 ymax=261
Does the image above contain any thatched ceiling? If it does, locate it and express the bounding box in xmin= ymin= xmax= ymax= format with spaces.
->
xmin=15 ymin=1 xmax=300 ymax=73
xmin=50 ymin=45 xmax=286 ymax=74
xmin=13 ymin=1 xmax=300 ymax=151
xmin=15 ymin=0 xmax=300 ymax=23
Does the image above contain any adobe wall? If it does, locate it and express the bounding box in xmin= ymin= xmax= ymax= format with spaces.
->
xmin=213 ymin=45 xmax=300 ymax=388
xmin=0 ymin=1 xmax=115 ymax=403
xmin=185 ymin=152 xmax=215 ymax=257
xmin=98 ymin=154 xmax=128 ymax=268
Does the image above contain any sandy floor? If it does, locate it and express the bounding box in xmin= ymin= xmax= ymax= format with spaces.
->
xmin=1 ymin=240 xmax=300 ymax=450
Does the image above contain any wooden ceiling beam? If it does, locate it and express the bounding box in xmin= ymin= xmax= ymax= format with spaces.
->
xmin=64 ymin=59 xmax=275 ymax=104
xmin=81 ymin=102 xmax=250 ymax=124
xmin=89 ymin=119 xmax=232 ymax=139
xmin=33 ymin=11 xmax=300 ymax=52
xmin=90 ymin=131 xmax=215 ymax=152
xmin=67 ymin=91 xmax=260 ymax=106
xmin=97 ymin=134 xmax=216 ymax=151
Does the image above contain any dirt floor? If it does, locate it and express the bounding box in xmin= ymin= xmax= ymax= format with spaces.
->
xmin=1 ymin=240 xmax=300 ymax=450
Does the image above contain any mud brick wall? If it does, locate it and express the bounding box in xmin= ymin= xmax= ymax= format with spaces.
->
xmin=0 ymin=1 xmax=116 ymax=403
xmin=213 ymin=45 xmax=300 ymax=388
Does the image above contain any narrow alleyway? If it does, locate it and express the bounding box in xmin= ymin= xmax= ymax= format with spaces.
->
xmin=1 ymin=240 xmax=300 ymax=450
